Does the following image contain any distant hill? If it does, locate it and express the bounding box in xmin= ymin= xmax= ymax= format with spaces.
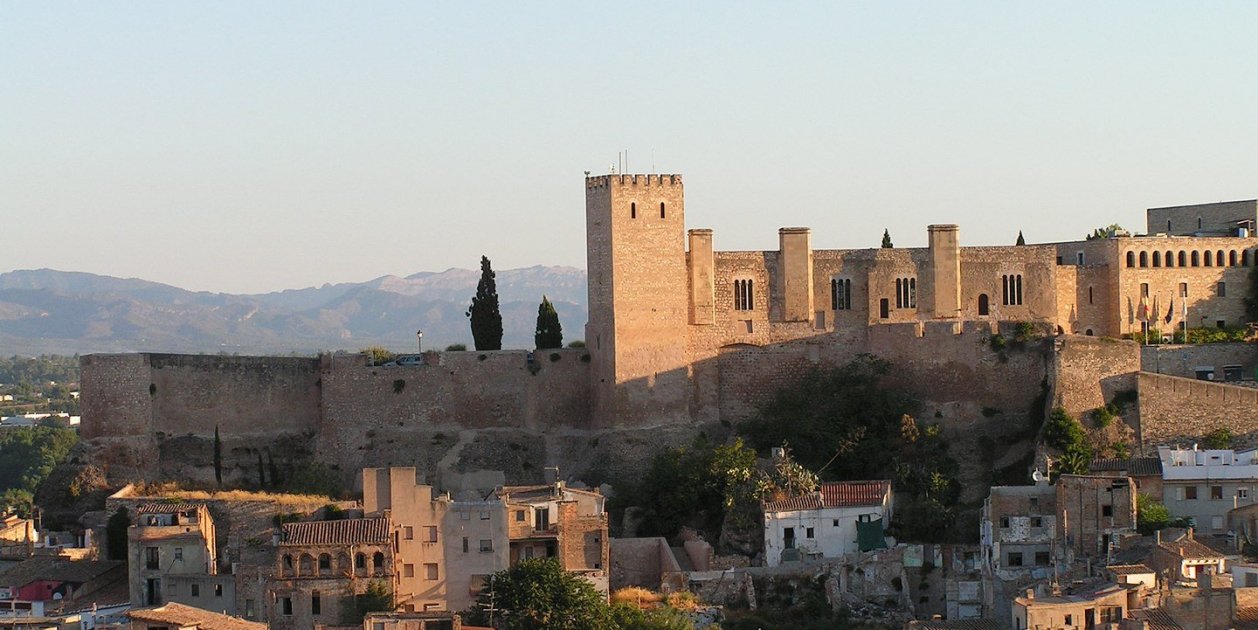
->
xmin=0 ymin=267 xmax=588 ymax=356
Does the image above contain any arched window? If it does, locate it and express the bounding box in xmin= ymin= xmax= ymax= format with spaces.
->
xmin=1204 ymin=251 xmax=1212 ymax=267
xmin=1178 ymin=251 xmax=1187 ymax=267
xmin=318 ymin=553 xmax=331 ymax=574
xmin=659 ymin=202 xmax=666 ymax=218
xmin=355 ymin=553 xmax=367 ymax=574
xmin=1001 ymin=275 xmax=1023 ymax=306
xmin=894 ymin=278 xmax=916 ymax=309
xmin=1198 ymin=217 xmax=1203 ymax=230
xmin=1126 ymin=252 xmax=1135 ymax=268
xmin=1088 ymin=287 xmax=1094 ymax=304
xmin=1152 ymin=252 xmax=1161 ymax=267
xmin=299 ymin=554 xmax=314 ymax=576
xmin=630 ymin=202 xmax=636 ymax=219
xmin=337 ymin=553 xmax=351 ymax=573
xmin=1166 ymin=250 xmax=1175 ymax=268
xmin=282 ymin=555 xmax=294 ymax=576
xmin=1139 ymin=251 xmax=1148 ymax=268
xmin=1085 ymin=329 xmax=1094 ymax=336
xmin=1231 ymin=250 xmax=1239 ymax=267
xmin=1192 ymin=251 xmax=1200 ymax=267
xmin=1217 ymin=250 xmax=1226 ymax=266
xmin=831 ymin=278 xmax=852 ymax=310
xmin=978 ymin=294 xmax=989 ymax=316
xmin=1245 ymin=250 xmax=1252 ymax=267
xmin=372 ymin=552 xmax=385 ymax=575
xmin=909 ymin=278 xmax=917 ymax=308
xmin=1168 ymin=219 xmax=1172 ymax=232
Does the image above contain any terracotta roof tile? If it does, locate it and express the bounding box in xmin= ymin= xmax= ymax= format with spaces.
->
xmin=1090 ymin=457 xmax=1162 ymax=477
xmin=1159 ymin=537 xmax=1225 ymax=560
xmin=128 ymin=602 xmax=267 ymax=630
xmin=281 ymin=517 xmax=389 ymax=546
xmin=137 ymin=502 xmax=206 ymax=514
xmin=1130 ymin=608 xmax=1183 ymax=630
xmin=1106 ymin=563 xmax=1154 ymax=575
xmin=764 ymin=480 xmax=891 ymax=512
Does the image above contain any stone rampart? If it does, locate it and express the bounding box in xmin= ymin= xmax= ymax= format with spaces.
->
xmin=1142 ymin=343 xmax=1258 ymax=380
xmin=1048 ymin=336 xmax=1140 ymax=421
xmin=1138 ymin=372 xmax=1258 ymax=448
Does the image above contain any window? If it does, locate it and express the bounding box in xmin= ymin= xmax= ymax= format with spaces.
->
xmin=1240 ymin=488 xmax=1250 ymax=500
xmin=895 ymin=278 xmax=916 ymax=309
xmin=1192 ymin=251 xmax=1200 ymax=267
xmin=282 ymin=597 xmax=293 ymax=616
xmin=424 ymin=526 xmax=438 ymax=542
xmin=460 ymin=511 xmax=470 ymax=521
xmin=245 ymin=599 xmax=255 ymax=619
xmin=1002 ymin=274 xmax=1024 ymax=306
xmin=1153 ymin=251 xmax=1161 ymax=267
xmin=1077 ymin=251 xmax=1085 ymax=265
xmin=660 ymin=202 xmax=666 ymax=218
xmin=146 ymin=547 xmax=159 ymax=570
xmin=1205 ymin=250 xmax=1213 ymax=267
xmin=1218 ymin=282 xmax=1226 ymax=297
xmin=1180 ymin=283 xmax=1189 ymax=298
xmin=1030 ymin=517 xmax=1042 ymax=528
xmin=1246 ymin=250 xmax=1252 ymax=266
xmin=463 ymin=537 xmax=469 ymax=553
xmin=1139 ymin=251 xmax=1148 ymax=267
xmin=1140 ymin=283 xmax=1149 ymax=298
xmin=1212 ymin=486 xmax=1224 ymax=500
xmin=404 ymin=526 xmax=414 ymax=540
xmin=1166 ymin=250 xmax=1175 ymax=268
xmin=806 ymin=527 xmax=815 ymax=539
xmin=1007 ymin=552 xmax=1023 ymax=566
xmin=479 ymin=511 xmax=490 ymax=520
xmin=404 ymin=564 xmax=415 ymax=578
xmin=831 ymin=278 xmax=852 ymax=310
xmin=630 ymin=202 xmax=636 ymax=219
xmin=1218 ymin=250 xmax=1226 ymax=266
xmin=1230 ymin=251 xmax=1239 ymax=266
xmin=174 ymin=548 xmax=183 ymax=561
xmin=1168 ymin=219 xmax=1173 ymax=232
xmin=1065 ymin=614 xmax=1073 ymax=626
xmin=1186 ymin=486 xmax=1198 ymax=500
xmin=1035 ymin=551 xmax=1050 ymax=565
xmin=1199 ymin=217 xmax=1203 ymax=229
xmin=1126 ymin=251 xmax=1135 ymax=268
xmin=480 ymin=539 xmax=494 ymax=552
xmin=425 ymin=563 xmax=439 ymax=580
xmin=311 ymin=591 xmax=321 ymax=616
xmin=515 ymin=510 xmax=526 ymax=522
xmin=978 ymin=294 xmax=989 ymax=316
xmin=1000 ymin=516 xmax=1010 ymax=528
xmin=1102 ymin=505 xmax=1113 ymax=517
xmin=191 ymin=584 xmax=200 ymax=597
xmin=734 ymin=279 xmax=754 ymax=310
xmin=318 ymin=554 xmax=330 ymax=571
xmin=373 ymin=552 xmax=385 ymax=573
xmin=1178 ymin=251 xmax=1187 ymax=267
xmin=355 ymin=553 xmax=366 ymax=570
xmin=832 ymin=519 xmax=840 ymax=527
xmin=215 ymin=584 xmax=222 ymax=597
xmin=1029 ymin=497 xmax=1039 ymax=510
xmin=1088 ymin=287 xmax=1093 ymax=304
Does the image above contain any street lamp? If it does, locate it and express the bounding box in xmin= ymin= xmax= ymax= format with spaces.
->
xmin=416 ymin=330 xmax=423 ymax=353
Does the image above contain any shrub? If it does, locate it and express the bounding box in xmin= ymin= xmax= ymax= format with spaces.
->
xmin=1203 ymin=427 xmax=1234 ymax=449
xmin=549 ymin=352 xmax=561 ymax=362
xmin=392 ymin=379 xmax=405 ymax=394
xmin=445 ymin=344 xmax=467 ymax=351
xmin=989 ymin=334 xmax=1007 ymax=352
xmin=567 ymin=340 xmax=586 ymax=348
xmin=1043 ymin=407 xmax=1087 ymax=452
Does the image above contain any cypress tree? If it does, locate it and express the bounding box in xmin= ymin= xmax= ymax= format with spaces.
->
xmin=467 ymin=255 xmax=504 ymax=351
xmin=213 ymin=425 xmax=223 ymax=486
xmin=1016 ymin=230 xmax=1026 ymax=246
xmin=534 ymin=295 xmax=563 ymax=349
xmin=881 ymin=229 xmax=893 ymax=248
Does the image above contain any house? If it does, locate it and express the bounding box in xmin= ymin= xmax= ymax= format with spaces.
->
xmin=981 ymin=483 xmax=1057 ymax=575
xmin=128 ymin=503 xmax=230 ymax=611
xmin=0 ymin=556 xmax=125 ymax=619
xmin=1012 ymin=582 xmax=1130 ymax=630
xmin=493 ymin=470 xmax=610 ymax=595
xmin=762 ymin=480 xmax=893 ymax=567
xmin=1150 ymin=530 xmax=1226 ymax=585
xmin=1232 ymin=562 xmax=1258 ymax=588
xmin=127 ymin=601 xmax=266 ymax=630
xmin=1090 ymin=456 xmax=1164 ymax=498
xmin=363 ymin=611 xmax=482 ymax=630
xmin=1107 ymin=564 xmax=1157 ymax=590
xmin=268 ymin=516 xmax=393 ymax=630
xmin=1056 ymin=474 xmax=1138 ymax=563
xmin=1159 ymin=446 xmax=1258 ymax=533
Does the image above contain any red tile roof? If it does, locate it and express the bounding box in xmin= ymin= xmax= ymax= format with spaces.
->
xmin=137 ymin=502 xmax=206 ymax=515
xmin=764 ymin=480 xmax=891 ymax=512
xmin=128 ymin=602 xmax=267 ymax=630
xmin=280 ymin=517 xmax=389 ymax=546
xmin=1159 ymin=537 xmax=1225 ymax=560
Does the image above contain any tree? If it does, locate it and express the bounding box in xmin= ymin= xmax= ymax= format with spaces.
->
xmin=106 ymin=507 xmax=131 ymax=561
xmin=213 ymin=425 xmax=223 ymax=486
xmin=359 ymin=346 xmax=396 ymax=366
xmin=1203 ymin=427 xmax=1234 ymax=450
xmin=467 ymin=255 xmax=504 ymax=351
xmin=1086 ymin=224 xmax=1124 ymax=240
xmin=1137 ymin=493 xmax=1172 ymax=535
xmin=1244 ymin=267 xmax=1258 ymax=323
xmin=352 ymin=580 xmax=392 ymax=623
xmin=881 ymin=229 xmax=893 ymax=248
xmin=473 ymin=558 xmax=610 ymax=629
xmin=534 ymin=295 xmax=563 ymax=350
xmin=1016 ymin=231 xmax=1026 ymax=246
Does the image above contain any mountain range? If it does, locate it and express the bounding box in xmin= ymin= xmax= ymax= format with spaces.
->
xmin=0 ymin=267 xmax=588 ymax=356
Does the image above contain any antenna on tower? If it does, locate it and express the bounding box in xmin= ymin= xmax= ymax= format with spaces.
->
xmin=625 ymin=148 xmax=629 ymax=174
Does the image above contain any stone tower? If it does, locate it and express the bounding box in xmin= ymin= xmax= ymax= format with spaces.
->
xmin=584 ymin=174 xmax=691 ymax=427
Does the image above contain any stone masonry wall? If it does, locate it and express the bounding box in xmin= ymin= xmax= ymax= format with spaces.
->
xmin=1138 ymin=372 xmax=1258 ymax=449
xmin=1048 ymin=336 xmax=1140 ymax=422
xmin=1142 ymin=343 xmax=1258 ymax=380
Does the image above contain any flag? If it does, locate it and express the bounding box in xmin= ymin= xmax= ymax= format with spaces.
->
xmin=1127 ymin=297 xmax=1134 ymax=325
xmin=1137 ymin=295 xmax=1149 ymax=322
xmin=1165 ymin=298 xmax=1174 ymax=325
xmin=1152 ymin=296 xmax=1159 ymax=328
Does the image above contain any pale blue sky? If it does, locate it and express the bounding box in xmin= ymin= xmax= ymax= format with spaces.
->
xmin=3 ymin=2 xmax=1256 ymax=293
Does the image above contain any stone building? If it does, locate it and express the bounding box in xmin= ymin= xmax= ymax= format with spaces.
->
xmin=268 ymin=517 xmax=393 ymax=629
xmin=761 ymin=480 xmax=893 ymax=567
xmin=494 ymin=476 xmax=610 ymax=596
xmin=127 ymin=503 xmax=231 ymax=611
xmin=1012 ymin=582 xmax=1129 ymax=630
xmin=1159 ymin=446 xmax=1258 ymax=533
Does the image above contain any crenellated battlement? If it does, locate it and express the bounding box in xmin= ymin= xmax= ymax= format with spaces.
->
xmin=585 ymin=173 xmax=682 ymax=190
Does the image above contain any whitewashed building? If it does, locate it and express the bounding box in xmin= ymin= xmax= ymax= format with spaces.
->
xmin=1159 ymin=445 xmax=1258 ymax=532
xmin=762 ymin=480 xmax=893 ymax=567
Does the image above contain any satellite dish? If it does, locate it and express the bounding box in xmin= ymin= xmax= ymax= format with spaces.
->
xmin=1032 ymin=469 xmax=1045 ymax=483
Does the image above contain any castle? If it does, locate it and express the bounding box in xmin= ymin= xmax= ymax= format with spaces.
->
xmin=78 ymin=174 xmax=1257 ymax=488
xmin=582 ymin=173 xmax=1256 ymax=425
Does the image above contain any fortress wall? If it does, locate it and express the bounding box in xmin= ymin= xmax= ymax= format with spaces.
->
xmin=1142 ymin=343 xmax=1258 ymax=380
xmin=1048 ymin=336 xmax=1140 ymax=422
xmin=81 ymin=353 xmax=155 ymax=439
xmin=1138 ymin=372 xmax=1258 ymax=448
xmin=146 ymin=354 xmax=322 ymax=437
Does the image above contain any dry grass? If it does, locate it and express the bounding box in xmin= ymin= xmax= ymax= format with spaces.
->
xmin=666 ymin=591 xmax=700 ymax=611
xmin=611 ymin=587 xmax=664 ymax=607
xmin=129 ymin=482 xmax=333 ymax=506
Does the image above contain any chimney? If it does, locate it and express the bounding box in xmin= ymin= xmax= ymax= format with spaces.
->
xmin=1187 ymin=527 xmax=1194 ymax=540
xmin=1024 ymin=588 xmax=1035 ymax=600
xmin=1155 ymin=530 xmax=1161 ymax=544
